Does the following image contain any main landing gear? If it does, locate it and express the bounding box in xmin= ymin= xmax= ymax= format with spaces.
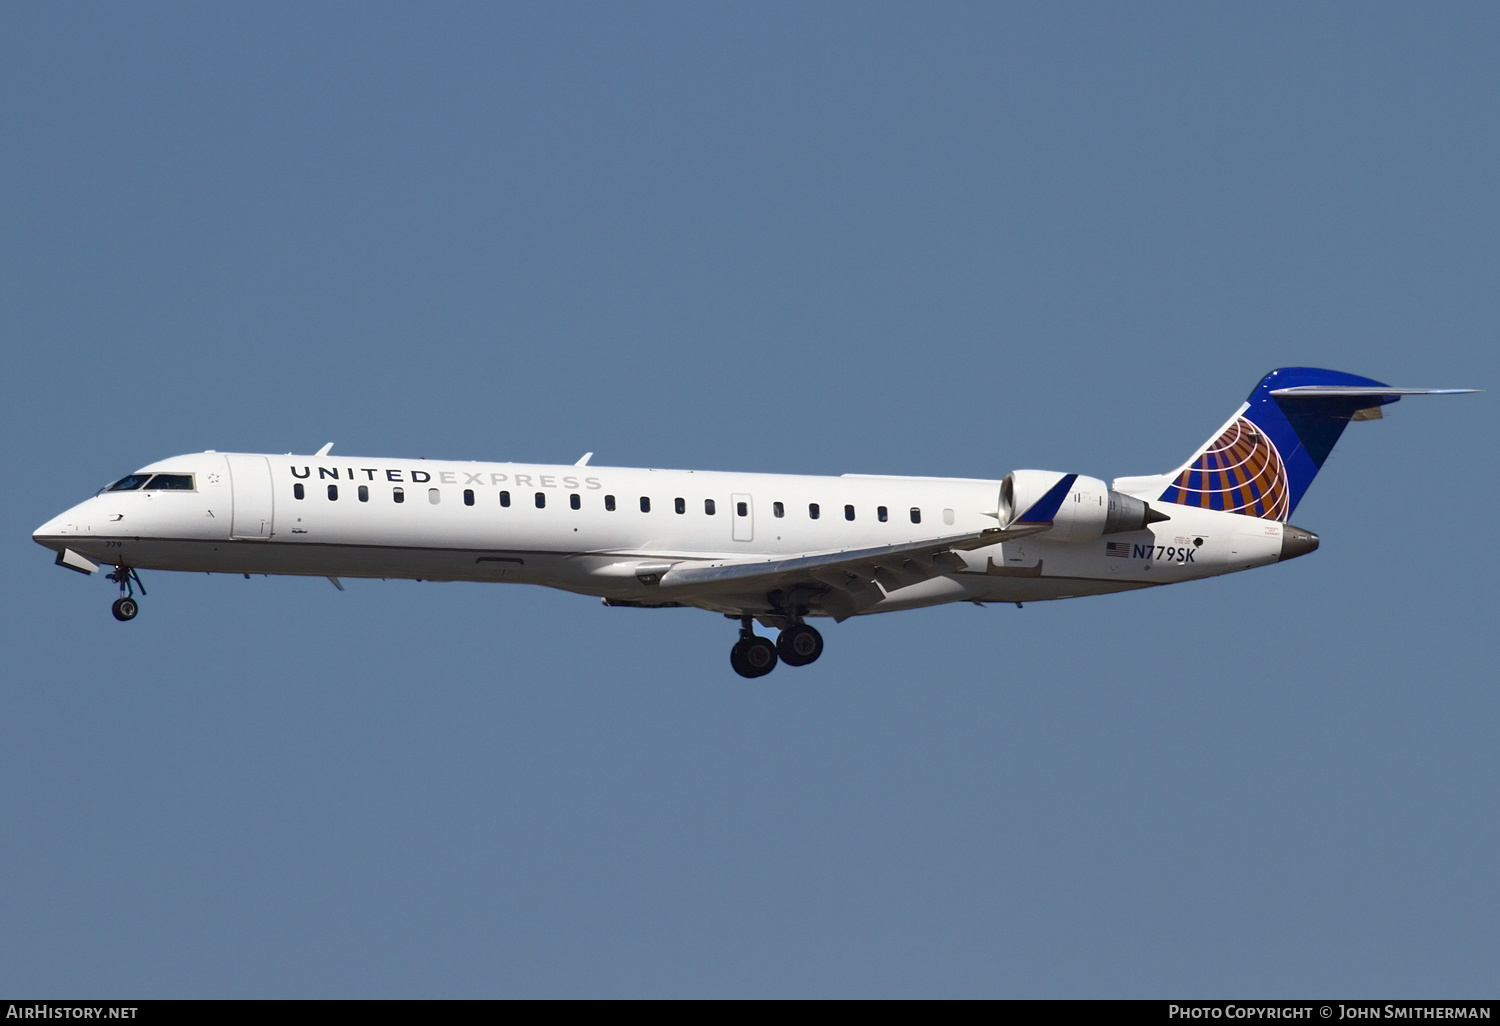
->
xmin=776 ymin=623 xmax=824 ymax=667
xmin=106 ymin=565 xmax=145 ymax=622
xmin=728 ymin=617 xmax=824 ymax=678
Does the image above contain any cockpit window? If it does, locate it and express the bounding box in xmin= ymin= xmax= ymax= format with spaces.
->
xmin=105 ymin=474 xmax=152 ymax=491
xmin=143 ymin=474 xmax=195 ymax=490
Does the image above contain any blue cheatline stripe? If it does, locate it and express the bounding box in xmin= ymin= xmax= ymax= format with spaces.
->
xmin=1016 ymin=473 xmax=1078 ymax=524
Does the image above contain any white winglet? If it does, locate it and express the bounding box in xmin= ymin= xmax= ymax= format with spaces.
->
xmin=575 ymin=452 xmax=593 ymax=466
xmin=315 ymin=442 xmax=334 ymax=456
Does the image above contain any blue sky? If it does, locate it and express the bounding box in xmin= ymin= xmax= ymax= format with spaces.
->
xmin=2 ymin=3 xmax=1495 ymax=997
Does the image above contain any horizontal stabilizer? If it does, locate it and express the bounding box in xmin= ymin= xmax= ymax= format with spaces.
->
xmin=1270 ymin=386 xmax=1479 ymax=397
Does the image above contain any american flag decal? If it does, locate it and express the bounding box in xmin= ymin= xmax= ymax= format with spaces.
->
xmin=1105 ymin=541 xmax=1131 ymax=558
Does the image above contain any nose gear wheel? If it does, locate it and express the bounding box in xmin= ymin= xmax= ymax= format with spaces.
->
xmin=106 ymin=565 xmax=145 ymax=622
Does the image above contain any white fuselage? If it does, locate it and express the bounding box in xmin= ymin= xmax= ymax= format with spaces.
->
xmin=33 ymin=451 xmax=1290 ymax=617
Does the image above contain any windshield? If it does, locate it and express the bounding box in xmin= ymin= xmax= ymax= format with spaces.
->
xmin=105 ymin=474 xmax=152 ymax=492
xmin=100 ymin=472 xmax=196 ymax=494
xmin=144 ymin=474 xmax=194 ymax=490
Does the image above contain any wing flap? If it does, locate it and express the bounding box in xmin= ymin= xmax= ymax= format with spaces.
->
xmin=656 ymin=524 xmax=1040 ymax=619
xmin=658 ymin=525 xmax=1033 ymax=588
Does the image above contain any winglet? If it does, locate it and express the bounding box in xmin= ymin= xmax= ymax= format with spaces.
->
xmin=575 ymin=452 xmax=593 ymax=466
xmin=315 ymin=443 xmax=334 ymax=457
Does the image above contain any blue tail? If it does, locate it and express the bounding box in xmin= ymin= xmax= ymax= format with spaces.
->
xmin=1157 ymin=367 xmax=1398 ymax=520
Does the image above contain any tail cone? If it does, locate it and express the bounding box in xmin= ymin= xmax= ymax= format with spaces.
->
xmin=1280 ymin=525 xmax=1320 ymax=561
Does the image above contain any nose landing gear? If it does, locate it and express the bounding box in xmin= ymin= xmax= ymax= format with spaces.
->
xmin=106 ymin=565 xmax=145 ymax=622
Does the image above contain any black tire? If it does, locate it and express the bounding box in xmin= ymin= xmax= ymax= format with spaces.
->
xmin=112 ymin=597 xmax=138 ymax=622
xmin=741 ymin=636 xmax=777 ymax=677
xmin=730 ymin=639 xmax=755 ymax=678
xmin=776 ymin=624 xmax=824 ymax=666
xmin=730 ymin=636 xmax=778 ymax=678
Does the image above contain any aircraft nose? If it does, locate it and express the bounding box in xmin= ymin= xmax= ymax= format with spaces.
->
xmin=33 ymin=501 xmax=90 ymax=548
xmin=33 ymin=513 xmax=67 ymax=549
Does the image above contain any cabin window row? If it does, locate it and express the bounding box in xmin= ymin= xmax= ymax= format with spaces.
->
xmin=290 ymin=483 xmax=927 ymax=522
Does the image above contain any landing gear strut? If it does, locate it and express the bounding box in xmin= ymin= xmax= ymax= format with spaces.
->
xmin=106 ymin=565 xmax=145 ymax=622
xmin=729 ymin=617 xmax=778 ymax=678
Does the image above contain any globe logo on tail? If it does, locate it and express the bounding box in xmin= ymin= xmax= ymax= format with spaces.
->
xmin=1159 ymin=416 xmax=1289 ymax=520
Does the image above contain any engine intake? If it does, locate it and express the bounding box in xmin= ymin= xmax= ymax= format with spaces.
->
xmin=1000 ymin=470 xmax=1168 ymax=543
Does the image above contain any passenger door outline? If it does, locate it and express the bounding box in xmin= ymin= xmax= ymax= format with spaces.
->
xmin=227 ymin=455 xmax=275 ymax=540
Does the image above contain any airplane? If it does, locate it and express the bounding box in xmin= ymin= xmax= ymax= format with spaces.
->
xmin=33 ymin=367 xmax=1476 ymax=677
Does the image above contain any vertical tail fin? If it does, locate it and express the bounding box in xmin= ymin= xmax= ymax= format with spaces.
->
xmin=1118 ymin=368 xmax=1476 ymax=520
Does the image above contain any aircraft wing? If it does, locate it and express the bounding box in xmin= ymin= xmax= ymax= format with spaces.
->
xmin=655 ymin=524 xmax=1043 ymax=620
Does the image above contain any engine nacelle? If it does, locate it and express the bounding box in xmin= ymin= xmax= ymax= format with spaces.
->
xmin=999 ymin=469 xmax=1165 ymax=543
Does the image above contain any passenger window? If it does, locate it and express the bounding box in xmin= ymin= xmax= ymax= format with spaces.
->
xmin=293 ymin=483 xmax=305 ymax=500
xmin=640 ymin=496 xmax=651 ymax=513
xmin=500 ymin=490 xmax=511 ymax=507
xmin=844 ymin=504 xmax=855 ymax=521
xmin=358 ymin=485 xmax=369 ymax=502
xmin=605 ymin=494 xmax=616 ymax=511
xmin=910 ymin=507 xmax=921 ymax=524
xmin=809 ymin=503 xmax=820 ymax=519
xmin=705 ymin=499 xmax=716 ymax=515
xmin=943 ymin=508 xmax=955 ymax=525
xmin=737 ymin=501 xmax=748 ymax=517
xmin=394 ymin=487 xmax=405 ymax=503
xmin=535 ymin=492 xmax=546 ymax=508
xmin=106 ymin=474 xmax=152 ymax=492
xmin=570 ymin=493 xmax=580 ymax=510
xmin=328 ymin=484 xmax=339 ymax=501
xmin=773 ymin=501 xmax=784 ymax=518
xmin=878 ymin=506 xmax=888 ymax=522
xmin=464 ymin=489 xmax=475 ymax=506
xmin=675 ymin=497 xmax=685 ymax=514
xmin=429 ymin=488 xmax=441 ymax=505
xmin=144 ymin=474 xmax=194 ymax=490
